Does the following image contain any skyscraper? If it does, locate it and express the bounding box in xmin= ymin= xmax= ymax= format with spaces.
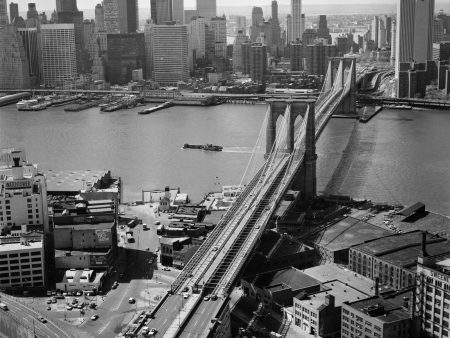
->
xmin=291 ymin=0 xmax=302 ymax=41
xmin=26 ymin=3 xmax=38 ymax=20
xmin=56 ymin=0 xmax=83 ymax=49
xmin=9 ymin=2 xmax=19 ymax=24
xmin=95 ymin=3 xmax=105 ymax=32
xmin=103 ymin=0 xmax=119 ymax=33
xmin=252 ymin=7 xmax=263 ymax=26
xmin=56 ymin=0 xmax=77 ymax=13
xmin=0 ymin=0 xmax=8 ymax=28
xmin=197 ymin=0 xmax=216 ymax=21
xmin=152 ymin=24 xmax=189 ymax=84
xmin=172 ymin=0 xmax=184 ymax=24
xmin=0 ymin=25 xmax=32 ymax=89
xmin=18 ymin=27 xmax=42 ymax=84
xmin=233 ymin=29 xmax=248 ymax=72
xmin=40 ymin=24 xmax=77 ymax=87
xmin=188 ymin=16 xmax=207 ymax=60
xmin=271 ymin=1 xmax=281 ymax=47
xmin=250 ymin=42 xmax=267 ymax=83
xmin=317 ymin=15 xmax=331 ymax=44
xmin=151 ymin=0 xmax=172 ymax=25
xmin=413 ymin=0 xmax=434 ymax=63
xmin=395 ymin=0 xmax=415 ymax=78
xmin=209 ymin=15 xmax=227 ymax=58
xmin=371 ymin=16 xmax=379 ymax=47
xmin=118 ymin=0 xmax=138 ymax=33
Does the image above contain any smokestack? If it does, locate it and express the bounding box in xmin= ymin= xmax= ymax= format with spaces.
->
xmin=421 ymin=231 xmax=428 ymax=257
xmin=375 ymin=277 xmax=380 ymax=297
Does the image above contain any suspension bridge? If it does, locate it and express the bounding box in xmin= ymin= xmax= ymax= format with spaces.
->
xmin=144 ymin=57 xmax=360 ymax=338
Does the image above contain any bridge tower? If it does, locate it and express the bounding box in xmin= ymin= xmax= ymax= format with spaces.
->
xmin=324 ymin=57 xmax=357 ymax=115
xmin=266 ymin=99 xmax=317 ymax=202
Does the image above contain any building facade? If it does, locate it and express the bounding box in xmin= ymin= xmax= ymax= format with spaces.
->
xmin=9 ymin=2 xmax=19 ymax=24
xmin=291 ymin=0 xmax=302 ymax=42
xmin=17 ymin=27 xmax=41 ymax=85
xmin=40 ymin=24 xmax=77 ymax=88
xmin=0 ymin=25 xmax=32 ymax=89
xmin=151 ymin=0 xmax=172 ymax=25
xmin=152 ymin=24 xmax=189 ymax=84
xmin=305 ymin=43 xmax=337 ymax=76
xmin=103 ymin=0 xmax=119 ymax=33
xmin=250 ymin=42 xmax=267 ymax=83
xmin=413 ymin=0 xmax=434 ymax=63
xmin=0 ymin=0 xmax=7 ymax=28
xmin=172 ymin=0 xmax=184 ymax=24
xmin=117 ymin=0 xmax=138 ymax=33
xmin=196 ymin=0 xmax=216 ymax=21
xmin=209 ymin=16 xmax=227 ymax=58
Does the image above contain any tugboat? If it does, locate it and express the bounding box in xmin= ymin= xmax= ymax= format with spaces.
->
xmin=183 ymin=144 xmax=223 ymax=152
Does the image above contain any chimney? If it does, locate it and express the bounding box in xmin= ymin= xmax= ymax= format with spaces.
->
xmin=421 ymin=231 xmax=428 ymax=257
xmin=11 ymin=151 xmax=24 ymax=180
xmin=375 ymin=277 xmax=380 ymax=297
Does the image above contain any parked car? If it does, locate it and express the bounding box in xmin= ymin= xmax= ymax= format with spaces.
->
xmin=162 ymin=267 xmax=171 ymax=271
xmin=90 ymin=314 xmax=99 ymax=321
xmin=128 ymin=297 xmax=136 ymax=304
xmin=37 ymin=316 xmax=47 ymax=323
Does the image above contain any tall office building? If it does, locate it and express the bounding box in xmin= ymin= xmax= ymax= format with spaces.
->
xmin=413 ymin=0 xmax=434 ymax=63
xmin=26 ymin=3 xmax=38 ymax=20
xmin=172 ymin=0 xmax=184 ymax=24
xmin=107 ymin=33 xmax=145 ymax=84
xmin=317 ymin=15 xmax=331 ymax=44
xmin=290 ymin=42 xmax=303 ymax=71
xmin=371 ymin=16 xmax=379 ymax=48
xmin=9 ymin=2 xmax=19 ymax=24
xmin=95 ymin=3 xmax=105 ymax=32
xmin=250 ymin=42 xmax=267 ymax=83
xmin=40 ymin=24 xmax=77 ymax=88
xmin=56 ymin=0 xmax=77 ymax=12
xmin=391 ymin=19 xmax=396 ymax=66
xmin=395 ymin=0 xmax=415 ymax=78
xmin=56 ymin=0 xmax=83 ymax=49
xmin=0 ymin=25 xmax=32 ymax=89
xmin=378 ymin=18 xmax=386 ymax=48
xmin=152 ymin=24 xmax=189 ymax=84
xmin=0 ymin=0 xmax=8 ymax=28
xmin=18 ymin=27 xmax=41 ymax=84
xmin=305 ymin=43 xmax=338 ymax=76
xmin=144 ymin=20 xmax=153 ymax=78
xmin=117 ymin=0 xmax=138 ymax=33
xmin=232 ymin=29 xmax=248 ymax=72
xmin=291 ymin=0 xmax=302 ymax=41
xmin=271 ymin=1 xmax=281 ymax=47
xmin=384 ymin=15 xmax=392 ymax=46
xmin=286 ymin=14 xmax=292 ymax=43
xmin=151 ymin=0 xmax=172 ymax=25
xmin=209 ymin=15 xmax=227 ymax=58
xmin=252 ymin=7 xmax=263 ymax=27
xmin=434 ymin=19 xmax=444 ymax=43
xmin=188 ymin=16 xmax=206 ymax=59
xmin=197 ymin=0 xmax=216 ymax=21
xmin=103 ymin=0 xmax=119 ymax=33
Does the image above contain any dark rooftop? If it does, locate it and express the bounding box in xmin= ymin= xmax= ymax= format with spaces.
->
xmin=313 ymin=217 xmax=392 ymax=253
xmin=271 ymin=236 xmax=311 ymax=258
xmin=256 ymin=230 xmax=281 ymax=256
xmin=345 ymin=290 xmax=414 ymax=324
xmin=253 ymin=267 xmax=321 ymax=291
xmin=398 ymin=202 xmax=425 ymax=217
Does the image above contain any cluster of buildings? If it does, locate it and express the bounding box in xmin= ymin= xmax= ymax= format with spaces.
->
xmin=0 ymin=148 xmax=121 ymax=294
xmin=237 ymin=197 xmax=450 ymax=338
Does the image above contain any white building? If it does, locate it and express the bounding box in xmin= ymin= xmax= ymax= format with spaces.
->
xmin=152 ymin=24 xmax=189 ymax=85
xmin=0 ymin=149 xmax=49 ymax=234
xmin=40 ymin=24 xmax=77 ymax=88
xmin=0 ymin=238 xmax=45 ymax=289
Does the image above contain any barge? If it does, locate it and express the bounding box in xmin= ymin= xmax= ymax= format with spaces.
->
xmin=183 ymin=144 xmax=223 ymax=152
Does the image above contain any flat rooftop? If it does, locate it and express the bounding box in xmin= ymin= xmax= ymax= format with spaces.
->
xmin=296 ymin=280 xmax=368 ymax=310
xmin=54 ymin=222 xmax=113 ymax=230
xmin=202 ymin=210 xmax=226 ymax=225
xmin=303 ymin=264 xmax=374 ymax=295
xmin=55 ymin=249 xmax=111 ymax=257
xmin=0 ymin=240 xmax=42 ymax=252
xmin=346 ymin=290 xmax=414 ymax=324
xmin=312 ymin=217 xmax=392 ymax=253
xmin=253 ymin=267 xmax=321 ymax=291
xmin=45 ymin=169 xmax=109 ymax=193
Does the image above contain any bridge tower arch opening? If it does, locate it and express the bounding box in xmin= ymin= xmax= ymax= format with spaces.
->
xmin=266 ymin=99 xmax=317 ymax=202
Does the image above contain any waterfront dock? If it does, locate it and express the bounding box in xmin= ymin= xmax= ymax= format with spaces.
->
xmin=359 ymin=105 xmax=383 ymax=123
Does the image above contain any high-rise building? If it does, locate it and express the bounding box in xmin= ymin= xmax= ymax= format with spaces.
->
xmin=413 ymin=0 xmax=434 ymax=63
xmin=197 ymin=0 xmax=216 ymax=21
xmin=241 ymin=41 xmax=252 ymax=75
xmin=56 ymin=0 xmax=84 ymax=49
xmin=317 ymin=15 xmax=331 ymax=44
xmin=232 ymin=29 xmax=248 ymax=72
xmin=95 ymin=3 xmax=105 ymax=32
xmin=252 ymin=6 xmax=263 ymax=27
xmin=9 ymin=2 xmax=19 ymax=24
xmin=188 ymin=16 xmax=207 ymax=60
xmin=384 ymin=15 xmax=392 ymax=46
xmin=152 ymin=24 xmax=189 ymax=84
xmin=26 ymin=3 xmax=38 ymax=20
xmin=172 ymin=0 xmax=184 ymax=24
xmin=286 ymin=14 xmax=292 ymax=43
xmin=184 ymin=10 xmax=198 ymax=24
xmin=0 ymin=25 xmax=32 ymax=89
xmin=144 ymin=20 xmax=153 ymax=78
xmin=290 ymin=42 xmax=303 ymax=71
xmin=209 ymin=15 xmax=227 ymax=58
xmin=434 ymin=19 xmax=444 ymax=43
xmin=305 ymin=43 xmax=337 ymax=76
xmin=118 ymin=0 xmax=138 ymax=33
xmin=17 ymin=27 xmax=41 ymax=85
xmin=391 ymin=19 xmax=397 ymax=66
xmin=291 ymin=0 xmax=302 ymax=41
xmin=395 ymin=0 xmax=415 ymax=78
xmin=371 ymin=16 xmax=379 ymax=48
xmin=107 ymin=33 xmax=145 ymax=84
xmin=250 ymin=42 xmax=267 ymax=83
xmin=40 ymin=24 xmax=77 ymax=88
xmin=151 ymin=0 xmax=172 ymax=25
xmin=103 ymin=0 xmax=119 ymax=33
xmin=378 ymin=18 xmax=386 ymax=48
xmin=271 ymin=1 xmax=281 ymax=48
xmin=0 ymin=0 xmax=8 ymax=28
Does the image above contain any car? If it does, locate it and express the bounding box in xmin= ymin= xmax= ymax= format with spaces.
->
xmin=56 ymin=295 xmax=65 ymax=299
xmin=149 ymin=328 xmax=158 ymax=336
xmin=46 ymin=299 xmax=52 ymax=304
xmin=89 ymin=302 xmax=97 ymax=309
xmin=76 ymin=291 xmax=83 ymax=296
xmin=162 ymin=267 xmax=170 ymax=271
xmin=62 ymin=292 xmax=68 ymax=296
xmin=142 ymin=326 xmax=150 ymax=335
xmin=51 ymin=298 xmax=57 ymax=303
xmin=128 ymin=297 xmax=136 ymax=304
xmin=154 ymin=221 xmax=161 ymax=225
xmin=146 ymin=247 xmax=150 ymax=251
xmin=211 ymin=295 xmax=218 ymax=301
xmin=46 ymin=291 xmax=52 ymax=297
xmin=111 ymin=283 xmax=118 ymax=289
xmin=66 ymin=305 xmax=73 ymax=311
xmin=203 ymin=296 xmax=210 ymax=301
xmin=77 ymin=304 xmax=84 ymax=309
xmin=90 ymin=314 xmax=99 ymax=321
xmin=37 ymin=316 xmax=47 ymax=323
xmin=183 ymin=293 xmax=189 ymax=299
xmin=47 ymin=306 xmax=51 ymax=311
xmin=72 ymin=299 xmax=78 ymax=305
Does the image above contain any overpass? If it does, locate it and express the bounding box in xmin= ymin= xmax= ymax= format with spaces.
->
xmin=142 ymin=57 xmax=359 ymax=338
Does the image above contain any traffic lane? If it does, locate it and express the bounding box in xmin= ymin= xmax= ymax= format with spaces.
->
xmin=4 ymin=298 xmax=71 ymax=338
xmin=148 ymin=295 xmax=183 ymax=336
xmin=180 ymin=300 xmax=224 ymax=338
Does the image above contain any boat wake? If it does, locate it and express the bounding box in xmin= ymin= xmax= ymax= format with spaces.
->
xmin=221 ymin=147 xmax=264 ymax=154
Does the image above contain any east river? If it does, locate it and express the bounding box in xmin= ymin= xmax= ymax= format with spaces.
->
xmin=1 ymin=103 xmax=449 ymax=215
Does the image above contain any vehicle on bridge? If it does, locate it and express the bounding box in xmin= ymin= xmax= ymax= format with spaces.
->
xmin=0 ymin=303 xmax=8 ymax=310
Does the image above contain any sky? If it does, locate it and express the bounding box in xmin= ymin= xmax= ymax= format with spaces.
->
xmin=14 ymin=0 xmax=398 ymax=12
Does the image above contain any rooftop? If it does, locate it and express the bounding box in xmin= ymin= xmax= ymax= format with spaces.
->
xmin=159 ymin=237 xmax=190 ymax=246
xmin=45 ymin=169 xmax=109 ymax=193
xmin=345 ymin=290 xmax=414 ymax=323
xmin=0 ymin=240 xmax=42 ymax=252
xmin=254 ymin=267 xmax=321 ymax=291
xmin=313 ymin=217 xmax=392 ymax=253
xmin=303 ymin=264 xmax=374 ymax=295
xmin=54 ymin=222 xmax=113 ymax=230
xmin=296 ymin=281 xmax=369 ymax=310
xmin=271 ymin=236 xmax=311 ymax=258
